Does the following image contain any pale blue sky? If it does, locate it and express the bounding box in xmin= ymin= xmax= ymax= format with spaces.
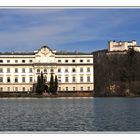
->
xmin=0 ymin=8 xmax=140 ymax=52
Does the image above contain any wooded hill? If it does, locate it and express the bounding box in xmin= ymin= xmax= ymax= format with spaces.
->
xmin=94 ymin=48 xmax=140 ymax=96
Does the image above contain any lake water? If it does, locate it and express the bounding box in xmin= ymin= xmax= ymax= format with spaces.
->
xmin=0 ymin=97 xmax=140 ymax=131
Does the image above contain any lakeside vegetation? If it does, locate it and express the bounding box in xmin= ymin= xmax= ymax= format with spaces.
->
xmin=0 ymin=92 xmax=93 ymax=98
xmin=94 ymin=48 xmax=140 ymax=97
xmin=36 ymin=72 xmax=58 ymax=95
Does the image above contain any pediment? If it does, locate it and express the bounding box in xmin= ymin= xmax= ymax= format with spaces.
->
xmin=35 ymin=46 xmax=54 ymax=57
xmin=35 ymin=46 xmax=55 ymax=63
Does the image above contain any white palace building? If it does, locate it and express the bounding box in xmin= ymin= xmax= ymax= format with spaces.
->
xmin=0 ymin=46 xmax=94 ymax=93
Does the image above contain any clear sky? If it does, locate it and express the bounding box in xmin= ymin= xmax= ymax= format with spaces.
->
xmin=0 ymin=8 xmax=140 ymax=53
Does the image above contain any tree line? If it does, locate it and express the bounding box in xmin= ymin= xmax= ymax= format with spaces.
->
xmin=94 ymin=48 xmax=140 ymax=96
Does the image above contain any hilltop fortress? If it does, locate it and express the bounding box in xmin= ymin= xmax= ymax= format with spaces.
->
xmin=108 ymin=40 xmax=140 ymax=52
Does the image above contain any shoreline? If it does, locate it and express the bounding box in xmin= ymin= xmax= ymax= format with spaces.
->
xmin=0 ymin=96 xmax=95 ymax=99
xmin=1 ymin=92 xmax=140 ymax=98
xmin=0 ymin=92 xmax=94 ymax=98
xmin=1 ymin=95 xmax=140 ymax=99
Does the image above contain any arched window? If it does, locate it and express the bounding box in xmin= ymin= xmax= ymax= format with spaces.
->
xmin=37 ymin=69 xmax=40 ymax=73
xmin=44 ymin=76 xmax=47 ymax=82
xmin=44 ymin=68 xmax=47 ymax=73
xmin=50 ymin=68 xmax=54 ymax=73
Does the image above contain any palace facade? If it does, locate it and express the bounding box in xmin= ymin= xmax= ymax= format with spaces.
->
xmin=0 ymin=46 xmax=94 ymax=93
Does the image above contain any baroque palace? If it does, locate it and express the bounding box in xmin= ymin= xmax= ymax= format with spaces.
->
xmin=0 ymin=46 xmax=94 ymax=93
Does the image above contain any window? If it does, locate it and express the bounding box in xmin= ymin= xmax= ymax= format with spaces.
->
xmin=7 ymin=60 xmax=10 ymax=63
xmin=44 ymin=68 xmax=47 ymax=73
xmin=22 ymin=68 xmax=25 ymax=73
xmin=58 ymin=68 xmax=61 ymax=73
xmin=58 ymin=60 xmax=61 ymax=63
xmin=7 ymin=87 xmax=10 ymax=91
xmin=59 ymin=87 xmax=61 ymax=91
xmin=29 ymin=68 xmax=33 ymax=73
xmin=50 ymin=69 xmax=54 ymax=73
xmin=0 ymin=60 xmax=3 ymax=63
xmin=29 ymin=60 xmax=32 ymax=63
xmin=87 ymin=59 xmax=90 ymax=62
xmin=7 ymin=77 xmax=10 ymax=83
xmin=72 ymin=60 xmax=75 ymax=63
xmin=87 ymin=87 xmax=90 ymax=91
xmin=29 ymin=77 xmax=33 ymax=83
xmin=15 ymin=68 xmax=18 ymax=73
xmin=58 ymin=77 xmax=61 ymax=83
xmin=37 ymin=69 xmax=40 ymax=73
xmin=0 ymin=77 xmax=3 ymax=82
xmin=66 ymin=87 xmax=68 ymax=91
xmin=15 ymin=77 xmax=18 ymax=83
xmin=22 ymin=77 xmax=25 ymax=83
xmin=22 ymin=60 xmax=25 ymax=63
xmin=72 ymin=68 xmax=76 ymax=72
xmin=87 ymin=76 xmax=90 ymax=82
xmin=0 ymin=68 xmax=3 ymax=73
xmin=72 ymin=77 xmax=76 ymax=82
xmin=65 ymin=69 xmax=68 ymax=72
xmin=65 ymin=77 xmax=69 ymax=82
xmin=44 ymin=76 xmax=47 ymax=82
xmin=80 ymin=68 xmax=83 ymax=72
xmin=7 ymin=68 xmax=10 ymax=73
xmin=15 ymin=87 xmax=18 ymax=92
xmin=30 ymin=87 xmax=33 ymax=91
xmin=80 ymin=59 xmax=83 ymax=62
xmin=15 ymin=60 xmax=18 ymax=63
xmin=80 ymin=76 xmax=83 ymax=82
xmin=87 ymin=67 xmax=90 ymax=72
xmin=0 ymin=87 xmax=3 ymax=92
xmin=22 ymin=87 xmax=25 ymax=91
xmin=73 ymin=87 xmax=75 ymax=91
xmin=65 ymin=60 xmax=68 ymax=63
xmin=81 ymin=87 xmax=83 ymax=91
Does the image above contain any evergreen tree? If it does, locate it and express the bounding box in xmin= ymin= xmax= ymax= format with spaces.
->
xmin=36 ymin=72 xmax=45 ymax=94
xmin=49 ymin=74 xmax=55 ymax=94
xmin=36 ymin=75 xmax=42 ymax=94
xmin=54 ymin=75 xmax=58 ymax=94
xmin=40 ymin=72 xmax=45 ymax=93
